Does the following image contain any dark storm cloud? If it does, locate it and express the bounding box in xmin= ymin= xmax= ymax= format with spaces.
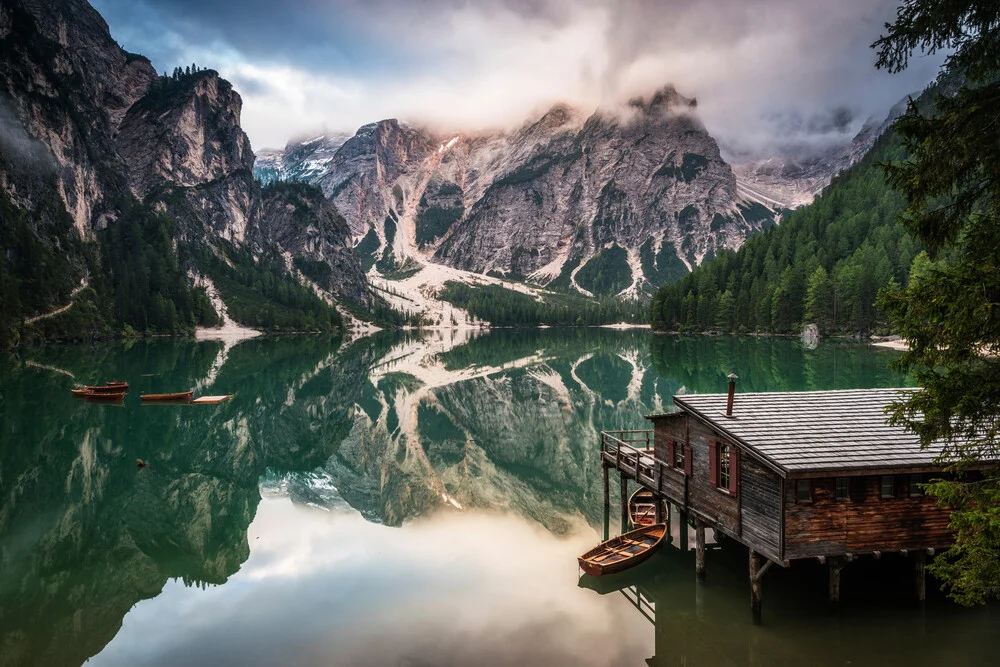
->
xmin=91 ymin=0 xmax=945 ymax=152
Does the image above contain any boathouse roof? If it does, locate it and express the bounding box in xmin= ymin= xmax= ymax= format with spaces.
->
xmin=665 ymin=388 xmax=942 ymax=475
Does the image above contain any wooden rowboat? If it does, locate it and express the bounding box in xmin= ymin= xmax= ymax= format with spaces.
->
xmin=629 ymin=487 xmax=658 ymax=527
xmin=71 ymin=388 xmax=90 ymax=396
xmin=105 ymin=381 xmax=128 ymax=387
xmin=83 ymin=391 xmax=126 ymax=402
xmin=578 ymin=523 xmax=666 ymax=577
xmin=140 ymin=391 xmax=193 ymax=402
xmin=85 ymin=384 xmax=129 ymax=393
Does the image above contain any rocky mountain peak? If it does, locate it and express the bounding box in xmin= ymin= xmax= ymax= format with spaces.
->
xmin=117 ymin=70 xmax=253 ymax=201
xmin=628 ymin=84 xmax=698 ymax=115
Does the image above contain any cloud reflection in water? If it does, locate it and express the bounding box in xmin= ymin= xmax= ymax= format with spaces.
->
xmin=90 ymin=498 xmax=651 ymax=667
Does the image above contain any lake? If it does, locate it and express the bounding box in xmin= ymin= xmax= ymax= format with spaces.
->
xmin=0 ymin=329 xmax=995 ymax=666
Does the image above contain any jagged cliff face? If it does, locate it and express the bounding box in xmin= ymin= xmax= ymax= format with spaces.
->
xmin=257 ymin=183 xmax=370 ymax=305
xmin=0 ymin=0 xmax=370 ymax=314
xmin=0 ymin=0 xmax=156 ymax=234
xmin=257 ymin=88 xmax=779 ymax=295
xmin=117 ymin=72 xmax=258 ymax=242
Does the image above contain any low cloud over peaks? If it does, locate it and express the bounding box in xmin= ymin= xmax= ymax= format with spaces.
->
xmin=93 ymin=0 xmax=944 ymax=155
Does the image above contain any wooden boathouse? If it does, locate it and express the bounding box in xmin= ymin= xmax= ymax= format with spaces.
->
xmin=600 ymin=379 xmax=971 ymax=618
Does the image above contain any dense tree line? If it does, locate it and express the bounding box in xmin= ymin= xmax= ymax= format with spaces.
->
xmin=438 ymin=281 xmax=646 ymax=326
xmin=872 ymin=0 xmax=1000 ymax=604
xmin=651 ymin=130 xmax=920 ymax=336
xmin=94 ymin=204 xmax=219 ymax=334
xmin=188 ymin=242 xmax=342 ymax=332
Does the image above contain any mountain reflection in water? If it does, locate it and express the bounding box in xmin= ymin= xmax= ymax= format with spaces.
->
xmin=5 ymin=328 xmax=989 ymax=667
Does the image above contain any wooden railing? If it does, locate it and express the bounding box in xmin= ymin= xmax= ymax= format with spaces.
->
xmin=601 ymin=429 xmax=677 ymax=498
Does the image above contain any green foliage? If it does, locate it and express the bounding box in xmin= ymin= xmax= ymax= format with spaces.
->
xmin=738 ymin=201 xmax=778 ymax=228
xmin=873 ymin=0 xmax=1000 ymax=605
xmin=575 ymin=245 xmax=633 ymax=296
xmin=436 ymin=182 xmax=463 ymax=197
xmin=678 ymin=153 xmax=709 ymax=182
xmin=639 ymin=238 xmax=689 ymax=287
xmin=293 ymin=257 xmax=333 ymax=288
xmin=651 ymin=129 xmax=916 ymax=334
xmin=415 ymin=205 xmax=463 ymax=246
xmin=545 ymin=256 xmax=581 ymax=291
xmin=0 ymin=187 xmax=88 ymax=347
xmin=190 ymin=242 xmax=341 ymax=332
xmin=93 ymin=204 xmax=214 ymax=334
xmin=437 ymin=281 xmax=646 ymax=326
xmin=653 ymin=152 xmax=709 ymax=183
xmin=21 ymin=288 xmax=111 ymax=344
xmin=355 ymin=228 xmax=380 ymax=272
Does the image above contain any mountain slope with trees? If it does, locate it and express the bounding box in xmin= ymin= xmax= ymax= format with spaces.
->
xmin=0 ymin=0 xmax=372 ymax=348
xmin=650 ymin=129 xmax=919 ymax=335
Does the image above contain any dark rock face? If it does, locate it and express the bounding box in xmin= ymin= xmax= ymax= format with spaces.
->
xmin=0 ymin=0 xmax=370 ymax=313
xmin=258 ymin=183 xmax=370 ymax=306
xmin=116 ymin=71 xmax=260 ymax=242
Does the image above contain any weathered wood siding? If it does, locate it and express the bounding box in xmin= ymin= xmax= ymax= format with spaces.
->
xmin=651 ymin=415 xmax=687 ymax=504
xmin=653 ymin=415 xmax=685 ymax=464
xmin=739 ymin=457 xmax=782 ymax=561
xmin=686 ymin=418 xmax=739 ymax=536
xmin=784 ymin=476 xmax=953 ymax=559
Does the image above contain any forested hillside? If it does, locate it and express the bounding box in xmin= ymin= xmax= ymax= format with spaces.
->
xmin=650 ymin=129 xmax=919 ymax=335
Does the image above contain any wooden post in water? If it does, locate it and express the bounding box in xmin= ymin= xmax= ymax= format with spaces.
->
xmin=749 ymin=550 xmax=762 ymax=620
xmin=695 ymin=519 xmax=706 ymax=578
xmin=654 ymin=494 xmax=664 ymax=523
xmin=620 ymin=474 xmax=629 ymax=532
xmin=914 ymin=551 xmax=927 ymax=602
xmin=748 ymin=552 xmax=774 ymax=621
xmin=829 ymin=556 xmax=845 ymax=602
xmin=679 ymin=510 xmax=688 ymax=551
xmin=602 ymin=464 xmax=610 ymax=510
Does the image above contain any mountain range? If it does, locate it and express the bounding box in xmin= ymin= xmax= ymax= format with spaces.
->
xmin=0 ymin=0 xmax=910 ymax=344
xmin=256 ymin=89 xmax=904 ymax=304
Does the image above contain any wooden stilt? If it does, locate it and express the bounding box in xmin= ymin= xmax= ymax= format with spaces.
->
xmin=654 ymin=495 xmax=664 ymax=523
xmin=829 ymin=556 xmax=845 ymax=602
xmin=620 ymin=474 xmax=629 ymax=531
xmin=695 ymin=520 xmax=706 ymax=578
xmin=749 ymin=550 xmax=763 ymax=620
xmin=602 ymin=464 xmax=610 ymax=509
xmin=679 ymin=511 xmax=689 ymax=551
xmin=914 ymin=551 xmax=926 ymax=602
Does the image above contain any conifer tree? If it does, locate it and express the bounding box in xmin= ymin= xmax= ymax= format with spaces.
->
xmin=875 ymin=0 xmax=1000 ymax=605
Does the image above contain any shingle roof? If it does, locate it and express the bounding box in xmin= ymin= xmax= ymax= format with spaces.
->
xmin=671 ymin=388 xmax=942 ymax=475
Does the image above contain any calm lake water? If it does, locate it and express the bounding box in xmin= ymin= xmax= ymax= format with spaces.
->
xmin=1 ymin=329 xmax=996 ymax=666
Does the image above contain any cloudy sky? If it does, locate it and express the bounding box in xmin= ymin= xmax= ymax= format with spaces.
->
xmin=92 ymin=0 xmax=945 ymax=154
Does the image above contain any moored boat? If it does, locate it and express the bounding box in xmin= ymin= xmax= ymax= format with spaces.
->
xmin=628 ymin=487 xmax=658 ymax=527
xmin=71 ymin=388 xmax=90 ymax=396
xmin=140 ymin=391 xmax=193 ymax=402
xmin=85 ymin=383 xmax=129 ymax=393
xmin=83 ymin=391 xmax=126 ymax=402
xmin=578 ymin=523 xmax=666 ymax=577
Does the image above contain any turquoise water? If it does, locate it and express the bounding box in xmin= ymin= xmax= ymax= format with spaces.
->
xmin=0 ymin=330 xmax=993 ymax=666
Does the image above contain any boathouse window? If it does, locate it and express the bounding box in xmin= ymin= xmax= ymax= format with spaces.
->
xmin=709 ymin=441 xmax=737 ymax=494
xmin=909 ymin=474 xmax=924 ymax=497
xmin=796 ymin=480 xmax=812 ymax=503
xmin=835 ymin=477 xmax=849 ymax=501
xmin=881 ymin=475 xmax=895 ymax=499
xmin=719 ymin=444 xmax=731 ymax=490
xmin=674 ymin=442 xmax=685 ymax=469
